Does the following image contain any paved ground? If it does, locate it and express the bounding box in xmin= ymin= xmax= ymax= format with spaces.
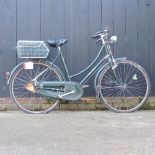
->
xmin=0 ymin=111 xmax=155 ymax=155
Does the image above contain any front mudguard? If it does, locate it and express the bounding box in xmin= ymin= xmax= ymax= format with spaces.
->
xmin=7 ymin=60 xmax=65 ymax=85
xmin=94 ymin=57 xmax=127 ymax=101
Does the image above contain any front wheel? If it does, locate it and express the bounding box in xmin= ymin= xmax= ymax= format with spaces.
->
xmin=97 ymin=60 xmax=151 ymax=112
xmin=9 ymin=60 xmax=64 ymax=114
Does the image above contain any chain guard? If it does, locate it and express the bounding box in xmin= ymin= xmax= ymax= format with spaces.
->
xmin=35 ymin=81 xmax=84 ymax=101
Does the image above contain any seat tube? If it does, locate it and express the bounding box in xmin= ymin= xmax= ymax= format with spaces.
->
xmin=58 ymin=46 xmax=71 ymax=81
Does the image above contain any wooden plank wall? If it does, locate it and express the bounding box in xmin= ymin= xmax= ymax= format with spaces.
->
xmin=0 ymin=0 xmax=154 ymax=97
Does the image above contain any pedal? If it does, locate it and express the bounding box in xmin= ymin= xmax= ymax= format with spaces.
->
xmin=82 ymin=85 xmax=89 ymax=88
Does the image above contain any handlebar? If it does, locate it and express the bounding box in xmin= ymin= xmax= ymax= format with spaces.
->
xmin=91 ymin=34 xmax=101 ymax=38
xmin=91 ymin=28 xmax=117 ymax=44
xmin=91 ymin=28 xmax=109 ymax=39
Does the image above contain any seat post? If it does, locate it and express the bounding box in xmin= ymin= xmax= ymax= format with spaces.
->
xmin=57 ymin=46 xmax=70 ymax=81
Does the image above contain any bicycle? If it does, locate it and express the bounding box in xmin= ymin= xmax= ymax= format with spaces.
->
xmin=7 ymin=28 xmax=151 ymax=114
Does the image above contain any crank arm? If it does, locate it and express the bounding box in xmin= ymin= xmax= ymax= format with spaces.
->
xmin=58 ymin=90 xmax=75 ymax=99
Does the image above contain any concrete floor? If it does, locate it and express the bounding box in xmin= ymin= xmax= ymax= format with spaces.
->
xmin=0 ymin=111 xmax=155 ymax=155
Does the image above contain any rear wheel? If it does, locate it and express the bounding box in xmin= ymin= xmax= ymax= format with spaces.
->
xmin=97 ymin=60 xmax=150 ymax=112
xmin=10 ymin=60 xmax=64 ymax=114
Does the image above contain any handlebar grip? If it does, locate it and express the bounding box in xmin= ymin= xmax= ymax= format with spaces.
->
xmin=91 ymin=34 xmax=99 ymax=38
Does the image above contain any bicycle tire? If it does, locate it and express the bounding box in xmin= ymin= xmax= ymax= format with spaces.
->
xmin=9 ymin=60 xmax=64 ymax=114
xmin=97 ymin=59 xmax=150 ymax=113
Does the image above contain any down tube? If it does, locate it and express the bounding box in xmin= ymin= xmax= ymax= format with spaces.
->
xmin=70 ymin=45 xmax=105 ymax=78
xmin=80 ymin=58 xmax=106 ymax=85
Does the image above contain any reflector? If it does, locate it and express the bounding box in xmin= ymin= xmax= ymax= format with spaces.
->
xmin=23 ymin=62 xmax=34 ymax=69
xmin=5 ymin=72 xmax=10 ymax=80
xmin=25 ymin=83 xmax=35 ymax=93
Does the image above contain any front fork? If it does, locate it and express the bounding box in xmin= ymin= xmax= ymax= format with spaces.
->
xmin=108 ymin=55 xmax=121 ymax=85
xmin=108 ymin=56 xmax=117 ymax=69
xmin=105 ymin=44 xmax=119 ymax=83
xmin=105 ymin=43 xmax=117 ymax=69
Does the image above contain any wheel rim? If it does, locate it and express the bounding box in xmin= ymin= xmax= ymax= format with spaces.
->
xmin=11 ymin=61 xmax=63 ymax=113
xmin=98 ymin=61 xmax=150 ymax=112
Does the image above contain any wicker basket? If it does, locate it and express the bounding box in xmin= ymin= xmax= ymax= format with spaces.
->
xmin=17 ymin=40 xmax=50 ymax=58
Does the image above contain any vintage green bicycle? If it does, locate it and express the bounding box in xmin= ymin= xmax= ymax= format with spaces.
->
xmin=7 ymin=28 xmax=151 ymax=113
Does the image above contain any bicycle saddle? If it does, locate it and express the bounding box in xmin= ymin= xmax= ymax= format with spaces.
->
xmin=47 ymin=39 xmax=68 ymax=48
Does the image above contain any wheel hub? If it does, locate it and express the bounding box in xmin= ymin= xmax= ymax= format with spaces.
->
xmin=119 ymin=83 xmax=127 ymax=90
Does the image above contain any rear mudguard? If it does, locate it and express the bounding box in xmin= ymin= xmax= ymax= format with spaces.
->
xmin=94 ymin=57 xmax=127 ymax=101
xmin=7 ymin=60 xmax=65 ymax=85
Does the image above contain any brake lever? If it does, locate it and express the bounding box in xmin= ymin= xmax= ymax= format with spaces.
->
xmin=95 ymin=38 xmax=102 ymax=43
xmin=96 ymin=31 xmax=103 ymax=34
